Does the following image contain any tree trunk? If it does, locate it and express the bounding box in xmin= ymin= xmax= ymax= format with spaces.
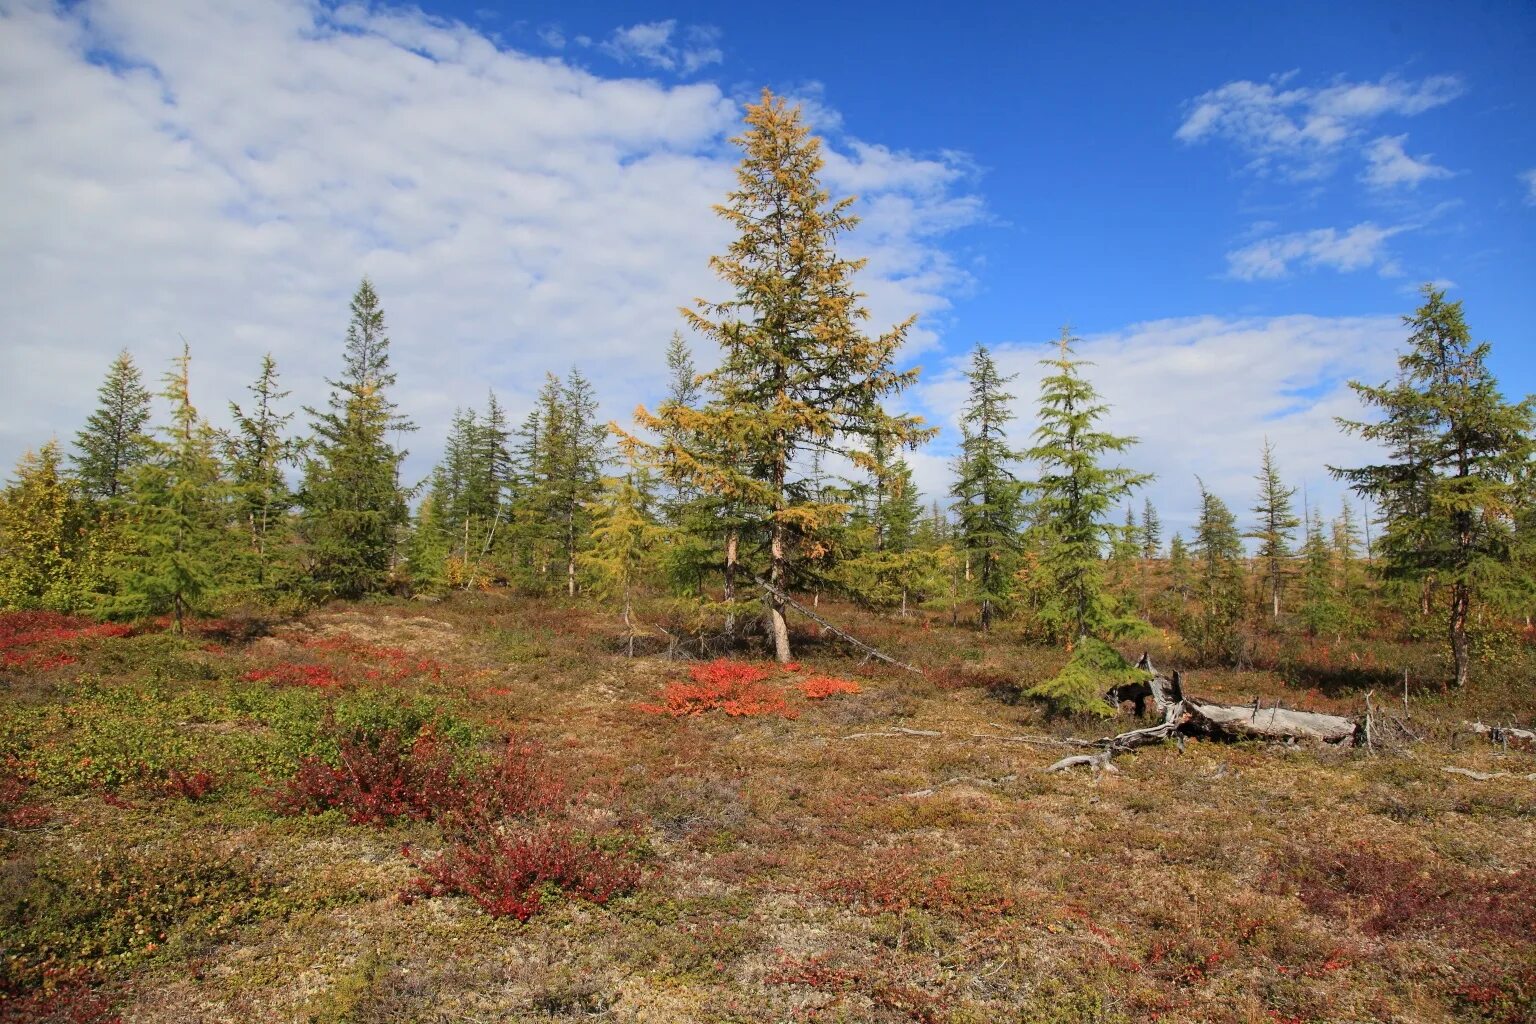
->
xmin=723 ymin=528 xmax=738 ymax=636
xmin=1449 ymin=581 xmax=1470 ymax=688
xmin=768 ymin=519 xmax=791 ymax=663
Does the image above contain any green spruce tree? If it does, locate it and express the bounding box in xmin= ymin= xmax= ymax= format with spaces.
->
xmin=300 ymin=278 xmax=414 ymax=599
xmin=1247 ymin=440 xmax=1300 ymax=618
xmin=1333 ymin=286 xmax=1536 ymax=687
xmin=1025 ymin=328 xmax=1152 ymax=642
xmin=950 ymin=345 xmax=1024 ymax=631
xmin=73 ymin=350 xmax=154 ymax=503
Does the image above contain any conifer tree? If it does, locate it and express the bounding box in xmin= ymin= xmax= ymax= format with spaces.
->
xmin=300 ymin=278 xmax=414 ymax=599
xmin=1141 ymin=498 xmax=1162 ymax=559
xmin=1247 ymin=440 xmax=1300 ymax=618
xmin=626 ymin=89 xmax=932 ymax=661
xmin=1025 ymin=328 xmax=1151 ymax=642
xmin=1333 ymin=286 xmax=1536 ymax=687
xmin=73 ymin=350 xmax=154 ymax=502
xmin=1331 ymin=497 xmax=1364 ymax=608
xmin=226 ymin=355 xmax=300 ymax=591
xmin=1187 ymin=480 xmax=1245 ymax=663
xmin=950 ymin=345 xmax=1024 ymax=631
xmin=583 ymin=460 xmax=670 ymax=655
xmin=1298 ymin=506 xmax=1344 ymax=638
xmin=0 ymin=443 xmax=96 ymax=610
xmin=1167 ymin=531 xmax=1193 ymax=605
xmin=112 ymin=346 xmax=226 ymax=631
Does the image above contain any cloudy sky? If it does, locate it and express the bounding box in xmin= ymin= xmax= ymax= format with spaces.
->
xmin=2 ymin=0 xmax=1532 ymax=537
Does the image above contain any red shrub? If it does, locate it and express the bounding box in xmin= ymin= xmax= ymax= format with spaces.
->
xmin=271 ymin=728 xmax=461 ymax=826
xmin=402 ymin=824 xmax=639 ymax=920
xmin=272 ymin=729 xmax=564 ymax=830
xmin=637 ymin=659 xmax=798 ymax=719
xmin=798 ymin=675 xmax=861 ymax=700
xmin=300 ymin=636 xmax=445 ymax=684
xmin=156 ymin=769 xmax=217 ymax=801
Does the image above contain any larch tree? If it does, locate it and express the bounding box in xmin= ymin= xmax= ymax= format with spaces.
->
xmin=0 ymin=442 xmax=96 ymax=611
xmin=1025 ymin=328 xmax=1151 ymax=642
xmin=950 ymin=344 xmax=1025 ymax=631
xmin=582 ymin=458 xmax=670 ymax=655
xmin=1247 ymin=439 xmax=1300 ymax=618
xmin=300 ymin=278 xmax=414 ymax=599
xmin=73 ymin=349 xmax=154 ymax=503
xmin=112 ymin=346 xmax=227 ymax=632
xmin=1333 ymin=286 xmax=1535 ymax=687
xmin=625 ymin=89 xmax=932 ymax=662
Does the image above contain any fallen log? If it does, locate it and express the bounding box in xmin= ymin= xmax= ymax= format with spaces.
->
xmin=1442 ymin=766 xmax=1536 ymax=782
xmin=1180 ymin=699 xmax=1357 ymax=744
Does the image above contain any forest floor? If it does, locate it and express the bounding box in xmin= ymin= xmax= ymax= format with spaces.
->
xmin=1 ymin=594 xmax=1533 ymax=1024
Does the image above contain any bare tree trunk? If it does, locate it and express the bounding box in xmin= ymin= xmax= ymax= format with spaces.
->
xmin=1449 ymin=581 xmax=1470 ymax=688
xmin=723 ymin=528 xmax=738 ymax=636
xmin=768 ymin=519 xmax=791 ymax=663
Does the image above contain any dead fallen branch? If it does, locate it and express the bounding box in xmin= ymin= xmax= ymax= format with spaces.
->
xmin=1046 ymin=752 xmax=1118 ymax=774
xmin=1442 ymin=766 xmax=1536 ymax=782
xmin=753 ymin=576 xmax=923 ymax=674
xmin=842 ymin=727 xmax=943 ymax=740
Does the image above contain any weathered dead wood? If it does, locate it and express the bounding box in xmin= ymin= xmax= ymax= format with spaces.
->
xmin=752 ymin=576 xmax=923 ymax=674
xmin=1460 ymin=721 xmax=1536 ymax=752
xmin=1179 ymin=698 xmax=1357 ymax=744
xmin=1046 ymin=751 xmax=1119 ymax=773
xmin=842 ymin=727 xmax=942 ymax=740
xmin=1442 ymin=766 xmax=1536 ymax=782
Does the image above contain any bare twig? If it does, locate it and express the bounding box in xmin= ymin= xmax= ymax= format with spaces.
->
xmin=753 ymin=576 xmax=923 ymax=674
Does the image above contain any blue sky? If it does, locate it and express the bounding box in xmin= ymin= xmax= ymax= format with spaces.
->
xmin=1 ymin=0 xmax=1532 ymax=534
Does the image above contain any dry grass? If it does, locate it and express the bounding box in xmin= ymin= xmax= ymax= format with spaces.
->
xmin=1 ymin=594 xmax=1532 ymax=1023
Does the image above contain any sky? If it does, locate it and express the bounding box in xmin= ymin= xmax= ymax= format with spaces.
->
xmin=1 ymin=0 xmax=1533 ymax=537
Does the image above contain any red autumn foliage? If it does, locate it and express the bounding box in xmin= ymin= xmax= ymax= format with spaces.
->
xmin=270 ymin=728 xmax=463 ymax=826
xmin=818 ymin=863 xmax=1012 ymax=922
xmin=797 ymin=675 xmax=861 ymax=699
xmin=0 ymin=611 xmax=133 ymax=670
xmin=0 ymin=760 xmax=49 ymax=830
xmin=155 ymin=769 xmax=217 ymax=801
xmin=402 ymin=824 xmax=639 ymax=920
xmin=300 ymin=636 xmax=445 ymax=684
xmin=1275 ymin=843 xmax=1536 ymax=942
xmin=636 ymin=660 xmax=799 ymax=719
xmin=271 ymin=728 xmax=565 ymax=830
xmin=0 ymin=969 xmax=120 ymax=1024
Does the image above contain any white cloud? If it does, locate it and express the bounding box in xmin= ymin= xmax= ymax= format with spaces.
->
xmin=910 ymin=315 xmax=1405 ymax=535
xmin=1225 ymin=222 xmax=1408 ymax=280
xmin=599 ymin=20 xmax=723 ymax=75
xmin=1521 ymin=168 xmax=1536 ymax=205
xmin=0 ymin=0 xmax=982 ymax=486
xmin=1361 ymin=134 xmax=1452 ymax=190
xmin=1176 ymin=72 xmax=1463 ymax=179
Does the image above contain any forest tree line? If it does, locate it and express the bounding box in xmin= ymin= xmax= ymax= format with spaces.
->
xmin=1 ymin=91 xmax=1532 ymax=688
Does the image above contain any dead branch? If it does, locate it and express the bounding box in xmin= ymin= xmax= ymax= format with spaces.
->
xmin=1442 ymin=766 xmax=1536 ymax=782
xmin=753 ymin=576 xmax=923 ymax=674
xmin=1046 ymin=751 xmax=1119 ymax=773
